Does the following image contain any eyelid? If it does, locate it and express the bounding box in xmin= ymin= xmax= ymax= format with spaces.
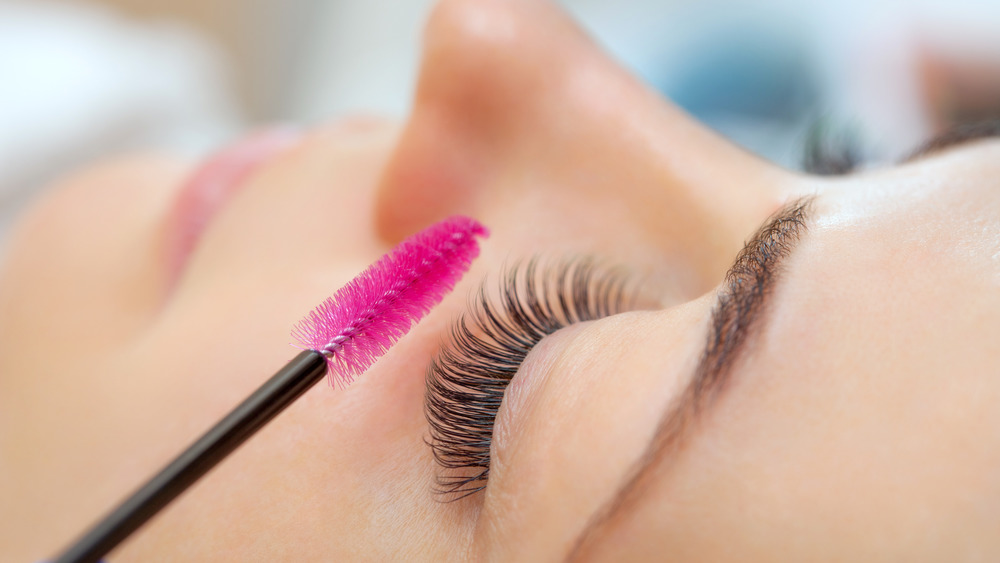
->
xmin=490 ymin=322 xmax=584 ymax=456
xmin=488 ymin=305 xmax=710 ymax=558
xmin=566 ymin=205 xmax=816 ymax=553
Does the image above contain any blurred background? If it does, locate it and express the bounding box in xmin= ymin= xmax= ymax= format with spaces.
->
xmin=1 ymin=0 xmax=999 ymax=239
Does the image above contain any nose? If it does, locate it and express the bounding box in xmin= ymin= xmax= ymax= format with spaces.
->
xmin=375 ymin=0 xmax=797 ymax=294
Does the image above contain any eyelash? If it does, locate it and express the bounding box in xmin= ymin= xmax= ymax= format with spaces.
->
xmin=425 ymin=258 xmax=635 ymax=499
xmin=802 ymin=118 xmax=865 ymax=176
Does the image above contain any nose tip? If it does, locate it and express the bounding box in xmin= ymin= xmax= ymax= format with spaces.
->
xmin=374 ymin=0 xmax=593 ymax=242
xmin=375 ymin=0 xmax=796 ymax=291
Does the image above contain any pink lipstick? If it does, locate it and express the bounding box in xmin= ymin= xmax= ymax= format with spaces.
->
xmin=165 ymin=128 xmax=301 ymax=287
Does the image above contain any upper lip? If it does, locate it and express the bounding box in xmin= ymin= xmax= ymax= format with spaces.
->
xmin=163 ymin=128 xmax=300 ymax=290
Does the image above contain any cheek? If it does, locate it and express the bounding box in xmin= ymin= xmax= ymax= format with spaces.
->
xmin=0 ymin=154 xmax=187 ymax=361
xmin=0 ymin=154 xmax=190 ymax=560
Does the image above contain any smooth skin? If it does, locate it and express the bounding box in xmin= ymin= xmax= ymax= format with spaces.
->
xmin=2 ymin=0 xmax=999 ymax=560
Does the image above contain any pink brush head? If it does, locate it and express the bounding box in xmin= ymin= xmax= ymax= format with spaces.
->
xmin=291 ymin=216 xmax=489 ymax=386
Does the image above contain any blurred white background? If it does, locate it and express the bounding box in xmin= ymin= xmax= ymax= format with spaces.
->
xmin=1 ymin=0 xmax=999 ymax=239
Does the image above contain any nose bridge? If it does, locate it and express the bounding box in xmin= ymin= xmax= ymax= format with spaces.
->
xmin=375 ymin=0 xmax=796 ymax=289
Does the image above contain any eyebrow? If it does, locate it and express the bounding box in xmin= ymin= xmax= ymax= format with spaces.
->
xmin=568 ymin=197 xmax=814 ymax=558
xmin=902 ymin=119 xmax=1000 ymax=163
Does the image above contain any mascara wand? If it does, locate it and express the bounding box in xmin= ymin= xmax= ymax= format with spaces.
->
xmin=52 ymin=216 xmax=488 ymax=563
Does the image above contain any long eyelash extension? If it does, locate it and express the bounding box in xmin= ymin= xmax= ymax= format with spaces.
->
xmin=425 ymin=258 xmax=633 ymax=499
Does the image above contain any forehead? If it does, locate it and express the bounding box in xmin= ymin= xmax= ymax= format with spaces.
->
xmin=748 ymin=145 xmax=1000 ymax=414
xmin=620 ymin=148 xmax=1000 ymax=556
xmin=810 ymin=142 xmax=1000 ymax=266
xmin=787 ymin=143 xmax=1000 ymax=341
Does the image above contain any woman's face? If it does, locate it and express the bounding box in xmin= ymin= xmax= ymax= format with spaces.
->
xmin=3 ymin=0 xmax=1000 ymax=560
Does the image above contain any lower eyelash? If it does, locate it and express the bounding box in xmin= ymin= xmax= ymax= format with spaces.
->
xmin=425 ymin=258 xmax=635 ymax=499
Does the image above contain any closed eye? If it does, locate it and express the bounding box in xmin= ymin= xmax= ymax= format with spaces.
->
xmin=424 ymin=258 xmax=636 ymax=499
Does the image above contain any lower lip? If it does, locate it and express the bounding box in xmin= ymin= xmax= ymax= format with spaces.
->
xmin=164 ymin=128 xmax=301 ymax=288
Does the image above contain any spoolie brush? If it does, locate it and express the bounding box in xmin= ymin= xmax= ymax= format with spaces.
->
xmin=52 ymin=216 xmax=488 ymax=563
xmin=292 ymin=216 xmax=488 ymax=385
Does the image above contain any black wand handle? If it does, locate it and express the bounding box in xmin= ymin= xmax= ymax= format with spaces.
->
xmin=52 ymin=350 xmax=328 ymax=563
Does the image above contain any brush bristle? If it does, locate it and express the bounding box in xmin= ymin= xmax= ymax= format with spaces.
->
xmin=291 ymin=216 xmax=489 ymax=386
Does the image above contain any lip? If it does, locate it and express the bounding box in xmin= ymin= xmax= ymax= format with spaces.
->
xmin=164 ymin=128 xmax=301 ymax=288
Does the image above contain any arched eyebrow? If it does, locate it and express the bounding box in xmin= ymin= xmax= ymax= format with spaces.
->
xmin=902 ymin=119 xmax=1000 ymax=163
xmin=568 ymin=197 xmax=814 ymax=559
